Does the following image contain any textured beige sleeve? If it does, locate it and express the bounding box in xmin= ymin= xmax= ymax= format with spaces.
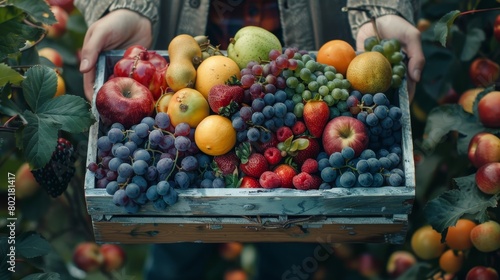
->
xmin=346 ymin=0 xmax=419 ymax=38
xmin=74 ymin=0 xmax=160 ymax=28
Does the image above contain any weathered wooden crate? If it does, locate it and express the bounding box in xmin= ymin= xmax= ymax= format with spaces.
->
xmin=84 ymin=50 xmax=416 ymax=244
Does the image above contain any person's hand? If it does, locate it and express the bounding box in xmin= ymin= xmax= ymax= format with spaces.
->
xmin=356 ymin=15 xmax=425 ymax=101
xmin=79 ymin=9 xmax=153 ymax=101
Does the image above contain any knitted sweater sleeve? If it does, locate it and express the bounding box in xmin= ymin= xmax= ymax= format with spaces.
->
xmin=74 ymin=0 xmax=160 ymax=28
xmin=346 ymin=0 xmax=420 ymax=39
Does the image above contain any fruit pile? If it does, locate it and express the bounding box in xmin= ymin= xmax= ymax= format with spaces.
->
xmin=88 ymin=26 xmax=409 ymax=213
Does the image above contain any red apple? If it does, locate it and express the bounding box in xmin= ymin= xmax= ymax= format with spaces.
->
xmin=478 ymin=91 xmax=500 ymax=128
xmin=38 ymin=47 xmax=63 ymax=67
xmin=96 ymin=77 xmax=155 ymax=128
xmin=322 ymin=116 xmax=369 ymax=156
xmin=469 ymin=58 xmax=500 ymax=88
xmin=468 ymin=132 xmax=500 ymax=168
xmin=15 ymin=163 xmax=40 ymax=199
xmin=475 ymin=162 xmax=500 ymax=195
xmin=46 ymin=0 xmax=75 ymax=13
xmin=44 ymin=5 xmax=68 ymax=38
xmin=72 ymin=242 xmax=104 ymax=272
xmin=114 ymin=46 xmax=168 ymax=101
xmin=466 ymin=266 xmax=499 ymax=280
xmin=386 ymin=251 xmax=416 ymax=278
xmin=100 ymin=244 xmax=126 ymax=272
xmin=470 ymin=220 xmax=500 ymax=252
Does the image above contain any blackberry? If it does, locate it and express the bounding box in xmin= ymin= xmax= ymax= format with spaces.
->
xmin=32 ymin=138 xmax=76 ymax=197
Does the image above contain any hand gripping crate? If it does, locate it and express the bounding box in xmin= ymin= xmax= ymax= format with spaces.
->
xmin=84 ymin=50 xmax=416 ymax=244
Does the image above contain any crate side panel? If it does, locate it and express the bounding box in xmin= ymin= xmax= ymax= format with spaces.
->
xmin=92 ymin=216 xmax=408 ymax=244
xmin=86 ymin=187 xmax=415 ymax=216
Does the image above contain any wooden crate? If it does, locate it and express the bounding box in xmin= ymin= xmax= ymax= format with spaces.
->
xmin=84 ymin=50 xmax=416 ymax=244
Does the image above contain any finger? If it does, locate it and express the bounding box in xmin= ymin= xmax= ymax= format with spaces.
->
xmin=83 ymin=70 xmax=95 ymax=102
xmin=79 ymin=26 xmax=106 ymax=73
xmin=403 ymin=32 xmax=425 ymax=83
xmin=355 ymin=24 xmax=374 ymax=52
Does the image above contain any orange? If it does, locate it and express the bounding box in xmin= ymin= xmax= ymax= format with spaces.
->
xmin=410 ymin=225 xmax=446 ymax=260
xmin=194 ymin=115 xmax=236 ymax=156
xmin=195 ymin=55 xmax=241 ymax=99
xmin=346 ymin=51 xmax=392 ymax=94
xmin=317 ymin=40 xmax=356 ymax=76
xmin=167 ymin=88 xmax=209 ymax=128
xmin=445 ymin=218 xmax=477 ymax=250
xmin=439 ymin=249 xmax=464 ymax=274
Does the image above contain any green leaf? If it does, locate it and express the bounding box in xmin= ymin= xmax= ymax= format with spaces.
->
xmin=422 ymin=104 xmax=491 ymax=155
xmin=0 ymin=83 xmax=24 ymax=117
xmin=293 ymin=138 xmax=309 ymax=151
xmin=0 ymin=62 xmax=24 ymax=86
xmin=224 ymin=169 xmax=240 ymax=188
xmin=0 ymin=5 xmax=24 ymax=25
xmin=434 ymin=10 xmax=461 ymax=47
xmin=21 ymin=272 xmax=60 ymax=280
xmin=423 ymin=174 xmax=498 ymax=233
xmin=0 ymin=15 xmax=45 ymax=60
xmin=22 ymin=110 xmax=61 ymax=169
xmin=459 ymin=28 xmax=485 ymax=61
xmin=37 ymin=95 xmax=94 ymax=133
xmin=6 ymin=0 xmax=56 ymax=25
xmin=16 ymin=232 xmax=52 ymax=259
xmin=22 ymin=65 xmax=57 ymax=112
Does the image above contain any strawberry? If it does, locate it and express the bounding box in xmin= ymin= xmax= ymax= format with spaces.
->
xmin=207 ymin=82 xmax=244 ymax=116
xmin=273 ymin=164 xmax=297 ymax=188
xmin=293 ymin=137 xmax=321 ymax=168
xmin=303 ymin=99 xmax=329 ymax=138
xmin=259 ymin=171 xmax=282 ymax=189
xmin=276 ymin=126 xmax=293 ymax=142
xmin=301 ymin=158 xmax=319 ymax=174
xmin=237 ymin=141 xmax=269 ymax=178
xmin=213 ymin=151 xmax=239 ymax=175
xmin=239 ymin=152 xmax=268 ymax=178
xmin=239 ymin=176 xmax=260 ymax=188
xmin=264 ymin=147 xmax=282 ymax=165
xmin=293 ymin=172 xmax=322 ymax=190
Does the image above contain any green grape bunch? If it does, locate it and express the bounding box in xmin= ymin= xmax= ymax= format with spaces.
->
xmin=364 ymin=36 xmax=406 ymax=89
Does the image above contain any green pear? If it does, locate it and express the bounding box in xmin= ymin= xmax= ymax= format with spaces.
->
xmin=227 ymin=26 xmax=282 ymax=69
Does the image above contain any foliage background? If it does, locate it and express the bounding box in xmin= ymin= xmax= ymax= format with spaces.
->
xmin=1 ymin=0 xmax=500 ymax=279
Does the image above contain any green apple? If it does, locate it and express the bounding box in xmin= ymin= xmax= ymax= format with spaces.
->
xmin=227 ymin=26 xmax=282 ymax=69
